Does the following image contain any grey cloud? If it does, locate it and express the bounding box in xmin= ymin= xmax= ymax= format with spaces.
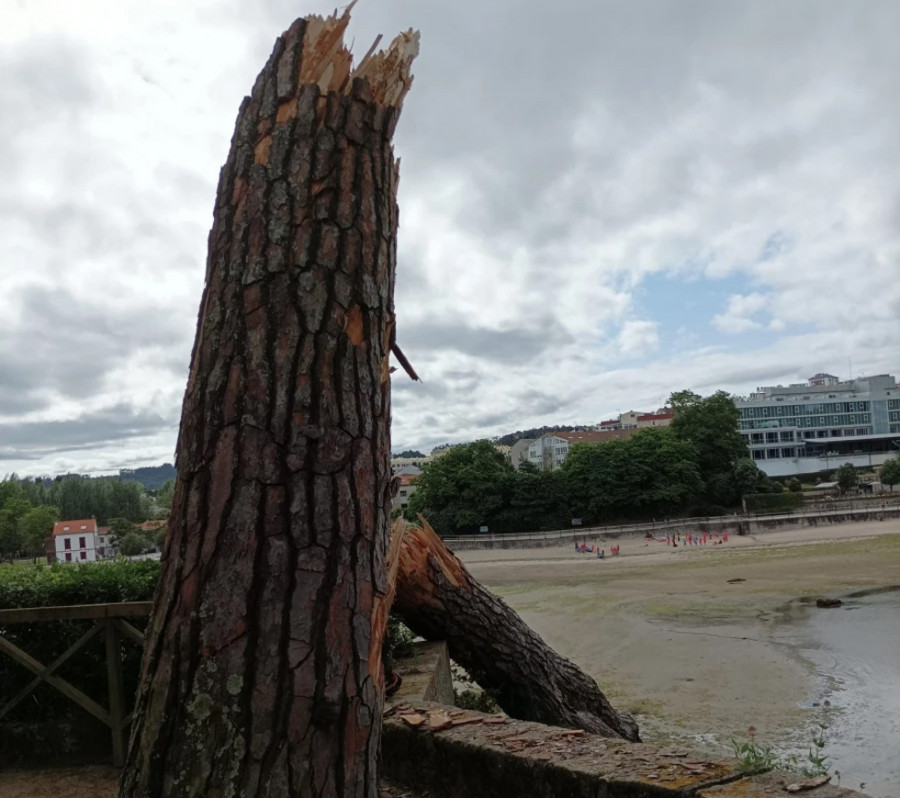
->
xmin=0 ymin=37 xmax=96 ymax=162
xmin=513 ymin=390 xmax=567 ymax=419
xmin=0 ymin=285 xmax=188 ymax=414
xmin=0 ymin=403 xmax=172 ymax=460
xmin=2 ymin=0 xmax=897 ymax=473
xmin=394 ymin=1 xmax=898 ymax=254
xmin=401 ymin=318 xmax=573 ymax=365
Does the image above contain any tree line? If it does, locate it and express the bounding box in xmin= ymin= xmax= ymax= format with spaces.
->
xmin=405 ymin=391 xmax=785 ymax=536
xmin=0 ymin=474 xmax=174 ymax=561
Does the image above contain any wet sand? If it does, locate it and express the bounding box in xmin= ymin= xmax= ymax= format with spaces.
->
xmin=460 ymin=520 xmax=900 ymax=768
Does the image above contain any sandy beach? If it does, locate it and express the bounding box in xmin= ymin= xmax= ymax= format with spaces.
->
xmin=460 ymin=520 xmax=900 ymax=766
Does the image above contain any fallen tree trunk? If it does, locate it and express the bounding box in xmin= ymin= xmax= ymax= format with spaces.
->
xmin=391 ymin=517 xmax=640 ymax=741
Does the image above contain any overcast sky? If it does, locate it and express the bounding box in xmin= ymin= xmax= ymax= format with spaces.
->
xmin=2 ymin=0 xmax=899 ymax=476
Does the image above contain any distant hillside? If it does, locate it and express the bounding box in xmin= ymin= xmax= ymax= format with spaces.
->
xmin=119 ymin=463 xmax=177 ymax=491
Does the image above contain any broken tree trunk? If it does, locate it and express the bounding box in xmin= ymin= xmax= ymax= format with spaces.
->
xmin=121 ymin=9 xmax=418 ymax=798
xmin=392 ymin=517 xmax=641 ymax=742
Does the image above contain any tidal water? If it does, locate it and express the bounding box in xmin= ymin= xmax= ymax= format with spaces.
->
xmin=788 ymin=589 xmax=900 ymax=798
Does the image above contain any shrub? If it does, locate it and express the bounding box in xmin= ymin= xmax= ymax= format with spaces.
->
xmin=743 ymin=492 xmax=804 ymax=513
xmin=383 ymin=614 xmax=416 ymax=673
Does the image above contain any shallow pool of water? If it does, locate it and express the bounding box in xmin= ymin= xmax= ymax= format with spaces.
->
xmin=790 ymin=590 xmax=900 ymax=798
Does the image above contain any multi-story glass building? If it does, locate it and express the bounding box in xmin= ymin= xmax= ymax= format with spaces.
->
xmin=735 ymin=373 xmax=900 ymax=477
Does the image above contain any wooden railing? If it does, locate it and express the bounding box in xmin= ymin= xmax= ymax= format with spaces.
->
xmin=0 ymin=601 xmax=152 ymax=766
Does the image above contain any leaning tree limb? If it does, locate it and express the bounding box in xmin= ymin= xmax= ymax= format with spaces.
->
xmin=391 ymin=516 xmax=641 ymax=742
xmin=121 ymin=9 xmax=418 ymax=798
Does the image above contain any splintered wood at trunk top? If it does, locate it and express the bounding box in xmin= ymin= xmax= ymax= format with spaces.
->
xmin=392 ymin=517 xmax=641 ymax=742
xmin=121 ymin=9 xmax=418 ymax=798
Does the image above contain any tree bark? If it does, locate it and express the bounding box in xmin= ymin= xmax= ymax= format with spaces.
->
xmin=392 ymin=517 xmax=641 ymax=742
xmin=121 ymin=10 xmax=418 ymax=798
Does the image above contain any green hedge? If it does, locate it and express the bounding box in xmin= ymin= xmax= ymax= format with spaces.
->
xmin=743 ymin=492 xmax=804 ymax=513
xmin=0 ymin=560 xmax=161 ymax=729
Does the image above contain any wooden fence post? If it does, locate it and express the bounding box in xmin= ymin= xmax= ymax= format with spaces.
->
xmin=104 ymin=618 xmax=126 ymax=766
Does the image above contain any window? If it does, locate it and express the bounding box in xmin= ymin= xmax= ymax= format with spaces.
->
xmin=767 ymin=449 xmax=781 ymax=458
xmin=79 ymin=537 xmax=86 ymax=549
xmin=780 ymin=431 xmax=793 ymax=442
xmin=65 ymin=552 xmax=72 ymax=562
xmin=80 ymin=551 xmax=87 ymax=560
xmin=766 ymin=432 xmax=778 ymax=443
xmin=399 ymin=490 xmax=407 ymax=498
xmin=781 ymin=448 xmax=795 ymax=458
xmin=63 ymin=526 xmax=70 ymax=531
xmin=64 ymin=538 xmax=71 ymax=550
xmin=80 ymin=525 xmax=87 ymax=530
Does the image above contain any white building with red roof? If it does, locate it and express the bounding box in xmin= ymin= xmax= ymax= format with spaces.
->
xmin=51 ymin=518 xmax=99 ymax=563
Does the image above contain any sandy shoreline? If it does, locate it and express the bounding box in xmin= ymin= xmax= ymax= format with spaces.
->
xmin=460 ymin=520 xmax=900 ymax=757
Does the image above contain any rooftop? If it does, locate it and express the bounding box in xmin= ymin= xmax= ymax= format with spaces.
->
xmin=52 ymin=519 xmax=97 ymax=536
xmin=551 ymin=429 xmax=638 ymax=445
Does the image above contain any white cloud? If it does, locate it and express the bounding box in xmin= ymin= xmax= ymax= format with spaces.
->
xmin=616 ymin=320 xmax=660 ymax=356
xmin=1 ymin=0 xmax=898 ymax=472
xmin=712 ymin=293 xmax=771 ymax=333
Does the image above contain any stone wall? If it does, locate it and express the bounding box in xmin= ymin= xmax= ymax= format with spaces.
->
xmin=446 ymin=507 xmax=900 ymax=551
xmin=385 ymin=642 xmax=870 ymax=798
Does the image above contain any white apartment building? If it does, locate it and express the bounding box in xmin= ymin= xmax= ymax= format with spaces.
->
xmin=52 ymin=518 xmax=99 ymax=563
xmin=735 ymin=373 xmax=900 ymax=477
xmin=525 ymin=429 xmax=637 ymax=471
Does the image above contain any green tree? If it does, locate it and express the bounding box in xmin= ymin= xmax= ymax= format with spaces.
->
xmin=733 ymin=458 xmax=768 ymax=497
xmin=495 ymin=469 xmax=568 ymax=532
xmin=879 ymin=457 xmax=900 ymax=492
xmin=108 ymin=517 xmax=140 ymax=539
xmin=0 ymin=488 xmax=33 ymax=560
xmin=155 ymin=478 xmax=176 ymax=517
xmin=787 ymin=477 xmax=803 ymax=493
xmin=118 ymin=532 xmax=147 ymax=557
xmin=836 ymin=463 xmax=858 ymax=494
xmin=394 ymin=450 xmax=425 ymax=458
xmin=669 ymin=389 xmax=749 ymax=506
xmin=0 ymin=514 xmax=21 ymax=560
xmin=19 ymin=505 xmax=59 ymax=561
xmin=405 ymin=440 xmax=514 ymax=535
xmin=562 ymin=428 xmax=704 ymax=521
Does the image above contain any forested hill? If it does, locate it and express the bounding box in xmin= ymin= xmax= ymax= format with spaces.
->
xmin=118 ymin=463 xmax=176 ymax=491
